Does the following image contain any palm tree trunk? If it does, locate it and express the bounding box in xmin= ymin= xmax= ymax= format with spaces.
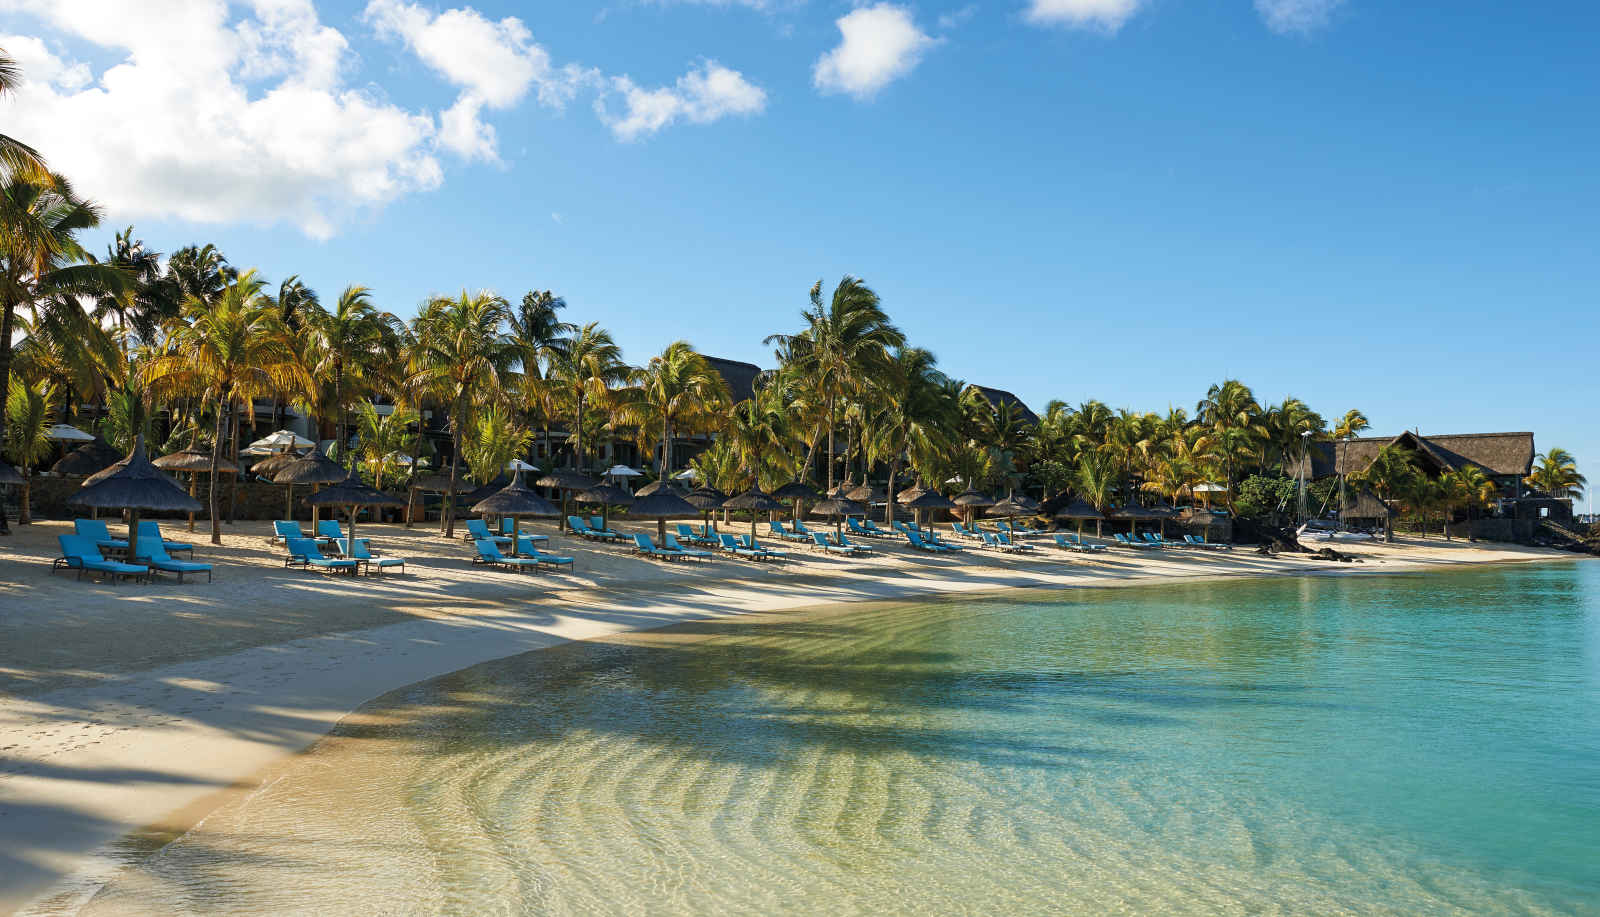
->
xmin=661 ymin=417 xmax=671 ymax=479
xmin=407 ymin=422 xmax=426 ymax=527
xmin=18 ymin=470 xmax=30 ymax=525
xmin=885 ymin=458 xmax=900 ymax=526
xmin=444 ymin=418 xmax=462 ymax=538
xmin=826 ymin=395 xmax=836 ymax=493
xmin=208 ymin=396 xmax=227 ymax=545
xmin=227 ymin=401 xmax=241 ymax=524
xmin=0 ymin=299 xmax=16 ymax=535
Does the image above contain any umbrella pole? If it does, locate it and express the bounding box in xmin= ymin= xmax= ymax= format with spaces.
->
xmin=310 ymin=484 xmax=319 ymax=529
xmin=347 ymin=504 xmax=356 ymax=550
xmin=509 ymin=515 xmax=519 ymax=557
xmin=285 ymin=483 xmax=294 ymax=522
xmin=128 ymin=509 xmax=140 ymax=565
xmin=188 ymin=473 xmax=198 ymax=532
xmin=658 ymin=517 xmax=666 ymax=546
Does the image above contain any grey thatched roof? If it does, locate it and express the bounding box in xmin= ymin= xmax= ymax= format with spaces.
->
xmin=463 ymin=475 xmax=510 ymax=505
xmin=472 ymin=471 xmax=559 ymax=517
xmin=1342 ymin=486 xmax=1396 ymax=519
xmin=71 ymin=435 xmax=202 ymax=513
xmin=845 ymin=483 xmax=886 ymax=503
xmin=1293 ymin=431 xmax=1536 ymax=479
xmin=1054 ymin=498 xmax=1104 ymax=520
xmin=628 ymin=490 xmax=698 ymax=518
xmin=1112 ymin=504 xmax=1165 ymax=519
xmin=83 ymin=458 xmax=130 ymax=486
xmin=633 ymin=479 xmax=681 ymax=498
xmin=811 ymin=497 xmax=865 ymax=517
xmin=702 ymin=356 xmax=764 ymax=403
xmin=724 ymin=487 xmax=785 ymax=512
xmin=250 ymin=451 xmax=302 ymax=476
xmin=577 ymin=483 xmax=634 ymax=505
xmin=987 ymin=499 xmax=1031 ymax=517
xmin=52 ymin=437 xmax=121 ymax=477
xmin=970 ymin=386 xmax=1039 ymax=424
xmin=952 ymin=489 xmax=996 ymax=507
xmin=773 ymin=480 xmax=820 ymax=501
xmin=271 ymin=447 xmax=347 ymax=485
xmin=0 ymin=460 xmax=25 ymax=486
xmin=537 ymin=469 xmax=596 ymax=491
xmin=895 ymin=482 xmax=926 ymax=503
xmin=411 ymin=474 xmax=467 ymax=493
xmin=685 ymin=486 xmax=727 ymax=510
xmin=905 ymin=490 xmax=957 ymax=510
xmin=154 ymin=447 xmax=237 ymax=474
xmin=305 ymin=471 xmax=404 ymax=507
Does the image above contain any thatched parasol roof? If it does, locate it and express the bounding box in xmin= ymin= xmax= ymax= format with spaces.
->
xmin=1111 ymin=504 xmax=1164 ymax=519
xmin=896 ymin=483 xmax=927 ymax=503
xmin=271 ymin=447 xmax=347 ymax=486
xmin=987 ymin=498 xmax=1031 ymax=517
xmin=537 ymin=469 xmax=597 ymax=491
xmin=83 ymin=458 xmax=130 ymax=486
xmin=952 ymin=489 xmax=995 ymax=508
xmin=773 ymin=480 xmax=820 ymax=501
xmin=463 ymin=474 xmax=510 ymax=506
xmin=250 ymin=451 xmax=302 ymax=476
xmin=723 ymin=487 xmax=785 ymax=512
xmin=1341 ymin=486 xmax=1396 ymax=519
xmin=71 ymin=435 xmax=202 ymax=513
xmin=471 ymin=470 xmax=558 ymax=517
xmin=577 ymin=483 xmax=634 ymax=506
xmin=305 ymin=471 xmax=405 ymax=508
xmin=411 ymin=474 xmax=468 ymax=493
xmin=154 ymin=447 xmax=237 ymax=474
xmin=634 ymin=480 xmax=681 ymax=498
xmin=905 ymin=490 xmax=957 ymax=510
xmin=685 ymin=486 xmax=727 ymax=510
xmin=826 ymin=480 xmax=857 ymax=498
xmin=1054 ymin=498 xmax=1104 ymax=520
xmin=0 ymin=459 xmax=25 ymax=486
xmin=52 ymin=437 xmax=122 ymax=477
xmin=845 ymin=482 xmax=886 ymax=503
xmin=810 ymin=496 xmax=865 ymax=518
xmin=627 ymin=490 xmax=698 ymax=518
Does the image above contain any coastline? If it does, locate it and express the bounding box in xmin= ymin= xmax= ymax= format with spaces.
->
xmin=0 ymin=519 xmax=1581 ymax=914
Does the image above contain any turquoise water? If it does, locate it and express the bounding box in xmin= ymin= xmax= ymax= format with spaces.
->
xmin=75 ymin=563 xmax=1600 ymax=914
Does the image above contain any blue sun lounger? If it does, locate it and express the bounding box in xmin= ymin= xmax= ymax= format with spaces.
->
xmin=769 ymin=521 xmax=808 ymax=542
xmin=74 ymin=518 xmax=129 ymax=552
xmin=136 ymin=521 xmax=195 ymax=557
xmin=465 ymin=518 xmax=512 ymax=546
xmin=54 ymin=534 xmax=149 ymax=583
xmin=336 ymin=538 xmax=408 ymax=575
xmin=134 ymin=539 xmax=213 ymax=583
xmin=663 ymin=533 xmax=715 ymax=561
xmin=633 ymin=533 xmax=688 ymax=561
xmin=286 ymin=537 xmax=360 ymax=574
xmin=473 ymin=539 xmax=540 ymax=572
xmin=516 ymin=536 xmax=575 ymax=570
xmin=812 ymin=531 xmax=864 ymax=556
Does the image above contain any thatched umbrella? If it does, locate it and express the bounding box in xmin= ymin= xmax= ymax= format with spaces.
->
xmin=627 ymin=488 xmax=699 ymax=545
xmin=634 ymin=479 xmax=680 ymax=498
xmin=685 ymin=485 xmax=726 ymax=536
xmin=249 ymin=450 xmax=301 ymax=478
xmin=70 ymin=434 xmax=202 ymax=560
xmin=810 ymin=495 xmax=864 ymax=538
xmin=826 ymin=479 xmax=856 ymax=499
xmin=723 ymin=486 xmax=785 ymax=540
xmin=952 ymin=489 xmax=995 ymax=528
xmin=0 ymin=459 xmax=23 ymax=486
xmin=271 ymin=446 xmax=347 ymax=527
xmin=1112 ymin=503 xmax=1162 ymax=538
xmin=1055 ymin=498 xmax=1105 ymax=535
xmin=576 ymin=482 xmax=633 ymax=533
xmin=407 ymin=473 xmax=469 ymax=528
xmin=305 ymin=469 xmax=404 ymax=547
xmin=463 ymin=474 xmax=510 ymax=506
xmin=987 ymin=498 xmax=1029 ymax=518
xmin=471 ymin=470 xmax=558 ymax=556
xmin=905 ymin=489 xmax=957 ymax=528
xmin=154 ymin=447 xmax=238 ymax=532
xmin=845 ymin=482 xmax=886 ymax=504
xmin=1144 ymin=503 xmax=1179 ymax=538
xmin=52 ymin=437 xmax=121 ymax=478
xmin=539 ymin=469 xmax=598 ymax=532
xmin=773 ymin=480 xmax=819 ymax=522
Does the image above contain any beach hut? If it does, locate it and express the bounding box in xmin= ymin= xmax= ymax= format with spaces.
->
xmin=305 ymin=469 xmax=404 ymax=546
xmin=723 ymin=486 xmax=785 ymax=539
xmin=153 ymin=447 xmax=238 ymax=532
xmin=627 ymin=488 xmax=699 ymax=546
xmin=70 ymin=434 xmax=202 ymax=560
xmin=685 ymin=485 xmax=727 ymax=534
xmin=810 ymin=496 xmax=865 ymax=538
xmin=270 ymin=447 xmax=348 ymax=527
xmin=576 ymin=482 xmax=634 ymax=534
xmin=471 ymin=469 xmax=558 ymax=556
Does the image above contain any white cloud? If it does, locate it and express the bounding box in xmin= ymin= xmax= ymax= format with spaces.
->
xmin=0 ymin=0 xmax=442 ymax=239
xmin=363 ymin=0 xmax=599 ymax=160
xmin=813 ymin=4 xmax=937 ymax=100
xmin=1023 ymin=0 xmax=1141 ymax=30
xmin=938 ymin=5 xmax=979 ymax=30
xmin=598 ymin=60 xmax=766 ymax=141
xmin=1254 ymin=0 xmax=1342 ymax=33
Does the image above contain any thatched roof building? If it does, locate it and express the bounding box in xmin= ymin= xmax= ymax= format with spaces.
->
xmin=1295 ymin=431 xmax=1536 ymax=491
xmin=969 ymin=386 xmax=1038 ymax=425
xmin=701 ymin=356 xmax=765 ymax=403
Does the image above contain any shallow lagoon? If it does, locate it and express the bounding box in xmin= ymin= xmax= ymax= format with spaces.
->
xmin=73 ymin=563 xmax=1600 ymax=915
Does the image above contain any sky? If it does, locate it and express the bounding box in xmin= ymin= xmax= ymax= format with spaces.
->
xmin=1 ymin=0 xmax=1596 ymax=503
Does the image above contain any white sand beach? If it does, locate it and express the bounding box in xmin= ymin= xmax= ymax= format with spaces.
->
xmin=0 ymin=518 xmax=1575 ymax=913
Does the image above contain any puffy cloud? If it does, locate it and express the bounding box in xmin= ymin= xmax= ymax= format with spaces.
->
xmin=363 ymin=0 xmax=600 ymax=160
xmin=598 ymin=61 xmax=766 ymax=141
xmin=813 ymin=4 xmax=937 ymax=100
xmin=1023 ymin=0 xmax=1142 ymax=30
xmin=0 ymin=0 xmax=441 ymax=239
xmin=1254 ymin=0 xmax=1343 ymax=33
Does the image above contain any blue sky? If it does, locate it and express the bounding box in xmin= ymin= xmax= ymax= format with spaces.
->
xmin=2 ymin=0 xmax=1596 ymax=500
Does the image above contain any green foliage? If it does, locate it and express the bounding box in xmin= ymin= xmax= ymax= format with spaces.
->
xmin=1235 ymin=475 xmax=1296 ymax=521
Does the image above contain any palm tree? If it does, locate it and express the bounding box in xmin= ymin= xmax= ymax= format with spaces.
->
xmin=0 ymin=170 xmax=125 ymax=533
xmin=1333 ymin=408 xmax=1369 ymax=441
xmin=355 ymin=401 xmax=419 ymax=491
xmin=461 ymin=404 xmax=532 ymax=484
xmin=149 ymin=270 xmax=301 ymax=544
xmin=0 ymin=50 xmax=48 ymax=179
xmin=1352 ymin=445 xmax=1419 ymax=543
xmin=722 ymin=378 xmax=793 ymax=493
xmin=508 ymin=290 xmax=573 ymax=381
xmin=868 ymin=347 xmax=954 ymax=524
xmin=408 ymin=291 xmax=514 ymax=537
xmin=617 ymin=341 xmax=729 ymax=480
xmin=547 ymin=322 xmax=626 ymax=474
xmin=765 ymin=277 xmax=904 ymax=492
xmin=4 ymin=378 xmax=55 ymax=523
xmin=1074 ymin=451 xmax=1116 ymax=537
xmin=1439 ymin=465 xmax=1496 ymax=542
xmin=311 ymin=285 xmax=400 ymax=467
xmin=1526 ymin=448 xmax=1585 ymax=501
xmin=1100 ymin=409 xmax=1156 ymax=507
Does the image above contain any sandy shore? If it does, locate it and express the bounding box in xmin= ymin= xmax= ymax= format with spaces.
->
xmin=0 ymin=516 xmax=1576 ymax=913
